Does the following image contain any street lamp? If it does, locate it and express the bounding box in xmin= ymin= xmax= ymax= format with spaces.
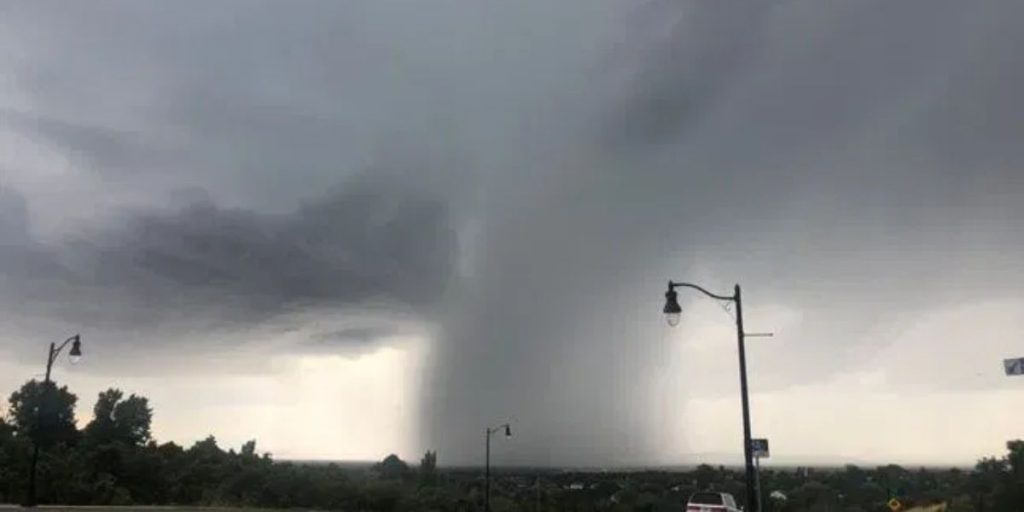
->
xmin=485 ymin=422 xmax=512 ymax=512
xmin=25 ymin=334 xmax=83 ymax=507
xmin=662 ymin=281 xmax=758 ymax=512
xmin=663 ymin=287 xmax=682 ymax=327
xmin=68 ymin=338 xmax=82 ymax=365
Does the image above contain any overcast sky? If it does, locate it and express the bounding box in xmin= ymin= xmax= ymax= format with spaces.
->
xmin=1 ymin=0 xmax=1023 ymax=467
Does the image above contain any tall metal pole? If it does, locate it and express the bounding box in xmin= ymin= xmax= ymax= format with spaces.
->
xmin=665 ymin=282 xmax=759 ymax=511
xmin=26 ymin=343 xmax=57 ymax=507
xmin=755 ymin=455 xmax=763 ymax=512
xmin=733 ymin=284 xmax=757 ymax=512
xmin=44 ymin=342 xmax=56 ymax=383
xmin=485 ymin=428 xmax=491 ymax=512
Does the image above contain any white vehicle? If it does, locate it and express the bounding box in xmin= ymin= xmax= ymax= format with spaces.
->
xmin=686 ymin=491 xmax=742 ymax=512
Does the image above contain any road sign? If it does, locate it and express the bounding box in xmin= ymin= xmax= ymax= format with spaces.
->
xmin=1004 ymin=357 xmax=1024 ymax=376
xmin=751 ymin=438 xmax=769 ymax=458
xmin=888 ymin=498 xmax=903 ymax=511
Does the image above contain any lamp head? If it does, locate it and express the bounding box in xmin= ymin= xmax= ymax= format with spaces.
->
xmin=68 ymin=336 xmax=82 ymax=364
xmin=663 ymin=286 xmax=682 ymax=327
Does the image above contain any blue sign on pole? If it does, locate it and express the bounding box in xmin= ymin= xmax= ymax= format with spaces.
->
xmin=1004 ymin=358 xmax=1024 ymax=376
xmin=751 ymin=438 xmax=769 ymax=458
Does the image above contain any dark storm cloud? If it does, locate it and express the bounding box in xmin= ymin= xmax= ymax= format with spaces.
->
xmin=0 ymin=187 xmax=68 ymax=280
xmin=1 ymin=109 xmax=173 ymax=175
xmin=584 ymin=0 xmax=1024 ymax=390
xmin=422 ymin=0 xmax=1024 ymax=466
xmin=86 ymin=177 xmax=453 ymax=309
xmin=603 ymin=2 xmax=769 ymax=149
xmin=3 ymin=0 xmax=1024 ymax=466
xmin=1 ymin=0 xmax=476 ymax=364
xmin=1 ymin=0 xmax=475 ymax=215
xmin=0 ymin=172 xmax=456 ymax=355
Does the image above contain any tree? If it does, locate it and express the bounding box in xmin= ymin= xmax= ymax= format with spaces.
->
xmin=112 ymin=394 xmax=151 ymax=446
xmin=85 ymin=389 xmax=152 ymax=446
xmin=991 ymin=440 xmax=1024 ymax=512
xmin=8 ymin=380 xmax=78 ymax=447
xmin=791 ymin=481 xmax=836 ymax=511
xmin=0 ymin=414 xmax=30 ymax=502
xmin=376 ymin=454 xmax=410 ymax=480
xmin=420 ymin=450 xmax=437 ymax=472
xmin=1007 ymin=440 xmax=1024 ymax=477
xmin=419 ymin=450 xmax=438 ymax=486
xmin=694 ymin=464 xmax=719 ymax=490
xmin=240 ymin=440 xmax=257 ymax=459
xmin=964 ymin=441 xmax=1024 ymax=512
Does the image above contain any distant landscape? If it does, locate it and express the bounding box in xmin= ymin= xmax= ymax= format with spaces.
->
xmin=2 ymin=379 xmax=1022 ymax=511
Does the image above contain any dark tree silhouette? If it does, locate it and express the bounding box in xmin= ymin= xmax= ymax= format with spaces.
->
xmin=84 ymin=389 xmax=152 ymax=446
xmin=1 ymin=378 xmax=1023 ymax=510
xmin=419 ymin=450 xmax=438 ymax=486
xmin=376 ymin=454 xmax=410 ymax=480
xmin=8 ymin=380 xmax=78 ymax=447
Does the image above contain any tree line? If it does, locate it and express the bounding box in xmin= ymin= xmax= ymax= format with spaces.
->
xmin=0 ymin=378 xmax=1021 ymax=511
xmin=0 ymin=379 xmax=441 ymax=509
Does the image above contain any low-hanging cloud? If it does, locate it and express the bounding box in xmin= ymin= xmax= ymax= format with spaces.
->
xmin=0 ymin=170 xmax=457 ymax=362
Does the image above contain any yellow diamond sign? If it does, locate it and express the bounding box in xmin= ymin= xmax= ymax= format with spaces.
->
xmin=888 ymin=498 xmax=903 ymax=511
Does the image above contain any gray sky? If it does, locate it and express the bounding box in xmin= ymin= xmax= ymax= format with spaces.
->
xmin=1 ymin=0 xmax=1023 ymax=466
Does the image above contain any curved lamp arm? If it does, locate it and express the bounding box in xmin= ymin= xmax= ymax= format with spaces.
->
xmin=668 ymin=281 xmax=736 ymax=302
xmin=487 ymin=423 xmax=512 ymax=437
xmin=49 ymin=334 xmax=81 ymax=365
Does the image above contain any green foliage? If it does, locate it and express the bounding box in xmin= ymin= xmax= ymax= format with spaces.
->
xmin=982 ymin=440 xmax=1024 ymax=511
xmin=1 ymin=377 xmax=1023 ymax=511
xmin=421 ymin=450 xmax=437 ymax=473
xmin=240 ymin=439 xmax=257 ymax=458
xmin=420 ymin=449 xmax=439 ymax=487
xmin=8 ymin=380 xmax=78 ymax=447
xmin=377 ymin=453 xmax=412 ymax=480
xmin=84 ymin=389 xmax=152 ymax=446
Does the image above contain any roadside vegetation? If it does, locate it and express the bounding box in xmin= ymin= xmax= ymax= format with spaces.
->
xmin=1 ymin=379 xmax=1021 ymax=511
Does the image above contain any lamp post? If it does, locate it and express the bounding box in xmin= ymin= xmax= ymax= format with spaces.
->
xmin=663 ymin=281 xmax=757 ymax=512
xmin=485 ymin=422 xmax=511 ymax=512
xmin=25 ymin=334 xmax=83 ymax=507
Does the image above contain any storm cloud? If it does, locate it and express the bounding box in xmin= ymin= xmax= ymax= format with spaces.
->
xmin=0 ymin=172 xmax=455 ymax=358
xmin=2 ymin=0 xmax=1023 ymax=465
xmin=422 ymin=0 xmax=1024 ymax=465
